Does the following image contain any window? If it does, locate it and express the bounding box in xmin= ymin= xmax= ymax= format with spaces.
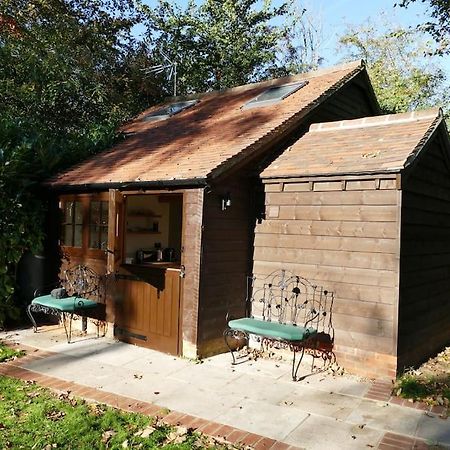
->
xmin=61 ymin=201 xmax=83 ymax=247
xmin=142 ymin=100 xmax=198 ymax=122
xmin=243 ymin=80 xmax=308 ymax=110
xmin=89 ymin=201 xmax=109 ymax=250
xmin=60 ymin=194 xmax=109 ymax=258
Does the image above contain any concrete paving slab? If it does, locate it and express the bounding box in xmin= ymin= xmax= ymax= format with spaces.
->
xmin=346 ymin=398 xmax=422 ymax=435
xmin=299 ymin=373 xmax=372 ymax=398
xmin=284 ymin=414 xmax=384 ymax=449
xmin=277 ymin=387 xmax=363 ymax=421
xmin=219 ymin=373 xmax=296 ymax=405
xmin=100 ymin=373 xmax=186 ymax=403
xmin=122 ymin=353 xmax=193 ymax=376
xmin=416 ymin=413 xmax=450 ymax=446
xmin=154 ymin=384 xmax=241 ymax=420
xmin=214 ymin=398 xmax=308 ymax=442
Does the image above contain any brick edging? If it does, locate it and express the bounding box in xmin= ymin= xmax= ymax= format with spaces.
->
xmin=0 ymin=343 xmax=301 ymax=450
xmin=378 ymin=431 xmax=436 ymax=450
xmin=365 ymin=379 xmax=448 ymax=417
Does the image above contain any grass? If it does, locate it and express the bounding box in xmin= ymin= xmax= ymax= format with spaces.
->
xmin=0 ymin=342 xmax=25 ymax=362
xmin=0 ymin=375 xmax=232 ymax=449
xmin=393 ymin=346 xmax=450 ymax=409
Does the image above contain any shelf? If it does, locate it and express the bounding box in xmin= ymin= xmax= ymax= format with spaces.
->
xmin=127 ymin=229 xmax=161 ymax=234
xmin=127 ymin=213 xmax=162 ymax=218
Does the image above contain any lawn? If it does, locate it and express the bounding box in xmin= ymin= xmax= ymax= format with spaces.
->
xmin=0 ymin=343 xmax=25 ymax=362
xmin=0 ymin=375 xmax=233 ymax=449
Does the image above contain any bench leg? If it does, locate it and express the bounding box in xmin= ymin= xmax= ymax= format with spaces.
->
xmin=27 ymin=304 xmax=38 ymax=333
xmin=223 ymin=329 xmax=248 ymax=365
xmin=61 ymin=312 xmax=74 ymax=344
xmin=292 ymin=346 xmax=305 ymax=381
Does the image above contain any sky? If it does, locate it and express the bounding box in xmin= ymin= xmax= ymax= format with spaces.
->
xmin=139 ymin=0 xmax=450 ymax=75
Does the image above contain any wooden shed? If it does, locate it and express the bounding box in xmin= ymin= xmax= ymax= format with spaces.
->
xmin=43 ymin=60 xmax=380 ymax=360
xmin=257 ymin=108 xmax=450 ymax=378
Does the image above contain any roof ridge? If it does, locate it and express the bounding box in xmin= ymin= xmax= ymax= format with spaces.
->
xmin=309 ymin=108 xmax=442 ymax=133
xmin=167 ymin=60 xmax=364 ymax=103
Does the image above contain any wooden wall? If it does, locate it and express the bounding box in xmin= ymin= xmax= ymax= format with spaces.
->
xmin=399 ymin=132 xmax=450 ymax=370
xmin=253 ymin=177 xmax=401 ymax=378
xmin=194 ymin=72 xmax=379 ymax=358
xmin=180 ymin=188 xmax=204 ymax=357
xmin=197 ymin=176 xmax=254 ymax=356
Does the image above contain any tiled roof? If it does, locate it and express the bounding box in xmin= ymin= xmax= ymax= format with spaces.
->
xmin=261 ymin=108 xmax=444 ymax=179
xmin=47 ymin=61 xmax=366 ymax=189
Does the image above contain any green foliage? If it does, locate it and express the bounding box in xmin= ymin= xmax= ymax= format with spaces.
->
xmin=0 ymin=342 xmax=25 ymax=362
xmin=0 ymin=0 xmax=157 ymax=325
xmin=397 ymin=0 xmax=450 ymax=54
xmin=339 ymin=17 xmax=449 ymax=114
xmin=0 ymin=375 xmax=229 ymax=449
xmin=141 ymin=0 xmax=321 ymax=95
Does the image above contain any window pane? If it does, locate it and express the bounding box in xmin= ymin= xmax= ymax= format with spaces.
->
xmin=100 ymin=227 xmax=108 ymax=249
xmin=74 ymin=225 xmax=83 ymax=247
xmin=101 ymin=201 xmax=109 ymax=226
xmin=63 ymin=202 xmax=73 ymax=223
xmin=62 ymin=225 xmax=73 ymax=246
xmin=89 ymin=225 xmax=99 ymax=249
xmin=90 ymin=201 xmax=100 ymax=224
xmin=74 ymin=201 xmax=83 ymax=225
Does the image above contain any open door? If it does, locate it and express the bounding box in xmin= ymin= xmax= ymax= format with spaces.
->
xmin=107 ymin=189 xmax=124 ymax=275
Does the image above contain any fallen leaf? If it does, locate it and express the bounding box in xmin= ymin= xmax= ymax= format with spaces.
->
xmin=101 ymin=430 xmax=116 ymax=444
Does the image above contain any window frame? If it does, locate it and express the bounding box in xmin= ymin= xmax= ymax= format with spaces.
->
xmin=59 ymin=193 xmax=109 ymax=259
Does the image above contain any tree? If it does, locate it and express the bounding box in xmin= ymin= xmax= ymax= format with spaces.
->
xmin=0 ymin=0 xmax=155 ymax=324
xmin=140 ymin=0 xmax=322 ymax=95
xmin=396 ymin=0 xmax=450 ymax=55
xmin=339 ymin=17 xmax=449 ymax=114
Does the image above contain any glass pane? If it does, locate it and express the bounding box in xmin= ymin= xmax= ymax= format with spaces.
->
xmin=74 ymin=225 xmax=83 ymax=247
xmin=100 ymin=227 xmax=108 ymax=249
xmin=63 ymin=202 xmax=73 ymax=224
xmin=74 ymin=201 xmax=83 ymax=225
xmin=90 ymin=201 xmax=100 ymax=225
xmin=245 ymin=81 xmax=307 ymax=108
xmin=100 ymin=201 xmax=109 ymax=226
xmin=62 ymin=225 xmax=73 ymax=246
xmin=89 ymin=225 xmax=99 ymax=249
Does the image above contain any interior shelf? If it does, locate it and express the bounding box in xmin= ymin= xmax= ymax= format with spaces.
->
xmin=127 ymin=230 xmax=161 ymax=234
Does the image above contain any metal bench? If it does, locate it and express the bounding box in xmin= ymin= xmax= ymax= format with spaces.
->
xmin=224 ymin=270 xmax=335 ymax=381
xmin=27 ymin=265 xmax=105 ymax=343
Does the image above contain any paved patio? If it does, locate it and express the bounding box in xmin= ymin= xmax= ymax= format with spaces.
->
xmin=1 ymin=326 xmax=449 ymax=449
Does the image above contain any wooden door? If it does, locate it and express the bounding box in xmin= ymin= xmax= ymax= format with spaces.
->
xmin=114 ymin=268 xmax=181 ymax=355
xmin=107 ymin=189 xmax=124 ymax=274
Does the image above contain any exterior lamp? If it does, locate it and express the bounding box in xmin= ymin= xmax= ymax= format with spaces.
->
xmin=221 ymin=193 xmax=231 ymax=211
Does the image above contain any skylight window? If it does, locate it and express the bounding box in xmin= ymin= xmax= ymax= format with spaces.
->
xmin=243 ymin=80 xmax=308 ymax=110
xmin=142 ymin=99 xmax=198 ymax=122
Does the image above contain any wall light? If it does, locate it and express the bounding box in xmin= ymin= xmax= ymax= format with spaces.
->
xmin=221 ymin=193 xmax=232 ymax=211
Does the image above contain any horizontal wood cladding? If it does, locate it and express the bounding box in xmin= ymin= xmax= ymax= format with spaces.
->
xmin=399 ymin=135 xmax=450 ymax=368
xmin=277 ymin=204 xmax=398 ymax=222
xmin=254 ymin=182 xmax=401 ymax=367
xmin=255 ymin=219 xmax=398 ymax=239
xmin=267 ymin=190 xmax=398 ymax=206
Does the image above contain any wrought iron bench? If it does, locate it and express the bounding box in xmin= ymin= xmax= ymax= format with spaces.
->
xmin=224 ymin=270 xmax=335 ymax=381
xmin=27 ymin=265 xmax=105 ymax=343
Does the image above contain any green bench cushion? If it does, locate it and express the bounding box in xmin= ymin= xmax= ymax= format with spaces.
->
xmin=228 ymin=317 xmax=316 ymax=342
xmin=31 ymin=295 xmax=98 ymax=313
